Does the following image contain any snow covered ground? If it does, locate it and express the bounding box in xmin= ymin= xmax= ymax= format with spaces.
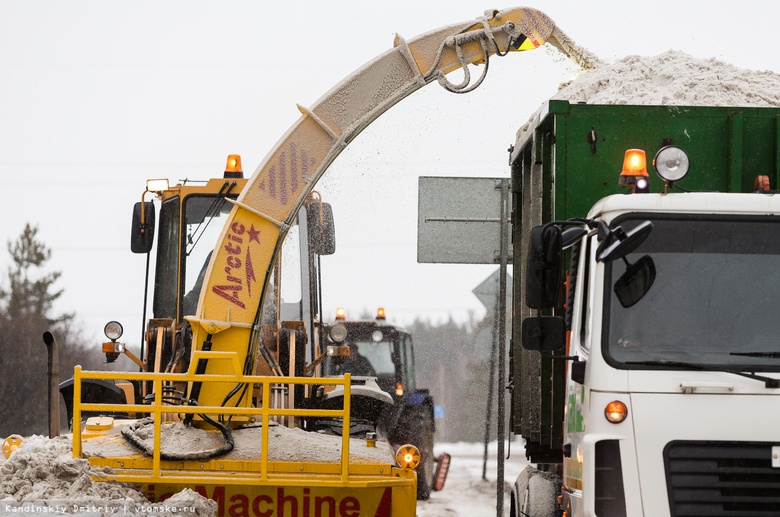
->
xmin=418 ymin=440 xmax=529 ymax=517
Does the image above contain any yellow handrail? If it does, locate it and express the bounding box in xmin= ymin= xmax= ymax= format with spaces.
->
xmin=72 ymin=364 xmax=357 ymax=483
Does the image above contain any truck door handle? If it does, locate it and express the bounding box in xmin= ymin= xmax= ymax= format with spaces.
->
xmin=679 ymin=381 xmax=735 ymax=394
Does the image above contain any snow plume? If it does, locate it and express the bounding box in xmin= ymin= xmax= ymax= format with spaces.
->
xmin=0 ymin=435 xmax=216 ymax=516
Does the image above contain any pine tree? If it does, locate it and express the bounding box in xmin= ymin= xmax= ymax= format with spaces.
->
xmin=1 ymin=224 xmax=72 ymax=325
xmin=0 ymin=224 xmax=92 ymax=436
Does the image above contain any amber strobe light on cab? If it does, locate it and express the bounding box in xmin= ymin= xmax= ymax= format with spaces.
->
xmin=376 ymin=307 xmax=386 ymax=320
xmin=395 ymin=382 xmax=404 ymax=397
xmin=335 ymin=307 xmax=346 ymax=321
xmin=605 ymin=400 xmax=628 ymax=423
xmin=619 ymin=149 xmax=650 ymax=193
xmin=224 ymin=154 xmax=244 ymax=179
xmin=396 ymin=444 xmax=421 ymax=469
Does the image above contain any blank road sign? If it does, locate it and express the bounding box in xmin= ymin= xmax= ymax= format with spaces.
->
xmin=417 ymin=176 xmax=511 ymax=264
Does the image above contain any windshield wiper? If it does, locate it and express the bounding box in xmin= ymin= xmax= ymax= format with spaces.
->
xmin=730 ymin=351 xmax=780 ymax=358
xmin=625 ymin=359 xmax=780 ymax=389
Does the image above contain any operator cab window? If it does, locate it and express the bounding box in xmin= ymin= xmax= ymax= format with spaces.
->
xmin=181 ymin=195 xmax=236 ymax=317
xmin=153 ymin=197 xmax=180 ymax=320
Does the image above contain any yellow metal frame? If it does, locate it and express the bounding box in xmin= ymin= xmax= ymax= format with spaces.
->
xmin=72 ymin=352 xmax=411 ymax=490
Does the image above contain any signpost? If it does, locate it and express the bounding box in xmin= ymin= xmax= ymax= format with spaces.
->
xmin=418 ymin=176 xmax=511 ymax=517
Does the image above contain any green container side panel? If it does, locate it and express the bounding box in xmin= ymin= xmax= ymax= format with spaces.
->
xmin=541 ymin=100 xmax=780 ymax=221
xmin=511 ymin=100 xmax=780 ymax=463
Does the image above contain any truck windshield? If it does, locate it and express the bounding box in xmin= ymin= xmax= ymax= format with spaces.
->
xmin=604 ymin=215 xmax=780 ymax=371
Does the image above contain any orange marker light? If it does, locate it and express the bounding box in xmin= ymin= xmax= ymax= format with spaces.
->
xmin=395 ymin=444 xmax=421 ymax=469
xmin=2 ymin=435 xmax=23 ymax=459
xmin=605 ymin=400 xmax=628 ymax=423
xmin=376 ymin=307 xmax=386 ymax=320
xmin=335 ymin=307 xmax=346 ymax=321
xmin=755 ymin=175 xmax=771 ymax=192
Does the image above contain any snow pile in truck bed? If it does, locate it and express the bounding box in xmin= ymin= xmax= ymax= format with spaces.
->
xmin=0 ymin=435 xmax=216 ymax=516
xmin=554 ymin=50 xmax=780 ymax=106
xmin=517 ymin=50 xmax=780 ymax=144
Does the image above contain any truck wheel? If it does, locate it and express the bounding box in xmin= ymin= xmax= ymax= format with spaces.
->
xmin=514 ymin=465 xmax=561 ymax=517
xmin=414 ymin=411 xmax=435 ymax=500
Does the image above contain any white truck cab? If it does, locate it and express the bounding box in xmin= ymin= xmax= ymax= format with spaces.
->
xmin=552 ymin=192 xmax=780 ymax=516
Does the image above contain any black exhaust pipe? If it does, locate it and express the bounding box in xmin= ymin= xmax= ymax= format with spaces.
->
xmin=42 ymin=331 xmax=60 ymax=438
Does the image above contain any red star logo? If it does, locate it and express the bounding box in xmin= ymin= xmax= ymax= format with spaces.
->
xmin=247 ymin=225 xmax=261 ymax=243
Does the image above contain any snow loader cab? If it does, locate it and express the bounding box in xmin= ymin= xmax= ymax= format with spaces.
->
xmin=59 ymin=158 xmax=250 ymax=426
xmin=112 ymin=156 xmax=342 ymax=411
xmin=319 ymin=309 xmax=448 ymax=500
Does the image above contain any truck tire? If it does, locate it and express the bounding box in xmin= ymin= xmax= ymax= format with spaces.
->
xmin=412 ymin=410 xmax=435 ymax=500
xmin=513 ymin=465 xmax=561 ymax=517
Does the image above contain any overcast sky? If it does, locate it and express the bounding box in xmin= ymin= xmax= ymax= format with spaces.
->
xmin=1 ymin=1 xmax=778 ymax=351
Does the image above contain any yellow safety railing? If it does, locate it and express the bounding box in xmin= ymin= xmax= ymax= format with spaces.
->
xmin=71 ymin=351 xmax=364 ymax=484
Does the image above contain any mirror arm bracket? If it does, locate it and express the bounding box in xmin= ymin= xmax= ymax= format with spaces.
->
xmin=540 ymin=351 xmax=581 ymax=362
xmin=538 ymin=352 xmax=587 ymax=384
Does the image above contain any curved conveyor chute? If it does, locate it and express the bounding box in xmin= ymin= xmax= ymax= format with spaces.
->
xmin=186 ymin=7 xmax=556 ymax=410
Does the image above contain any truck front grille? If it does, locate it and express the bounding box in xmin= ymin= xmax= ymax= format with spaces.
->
xmin=665 ymin=441 xmax=780 ymax=516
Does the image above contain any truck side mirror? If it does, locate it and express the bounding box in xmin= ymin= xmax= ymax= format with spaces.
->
xmin=614 ymin=254 xmax=656 ymax=308
xmin=525 ymin=225 xmax=562 ymax=309
xmin=307 ymin=202 xmax=336 ymax=256
xmin=131 ymin=201 xmax=155 ymax=254
xmin=521 ymin=316 xmax=565 ymax=351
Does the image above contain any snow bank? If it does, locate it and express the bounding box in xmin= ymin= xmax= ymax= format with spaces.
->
xmin=0 ymin=435 xmax=216 ymax=516
xmin=0 ymin=425 xmax=393 ymax=515
xmin=420 ymin=440 xmax=529 ymax=517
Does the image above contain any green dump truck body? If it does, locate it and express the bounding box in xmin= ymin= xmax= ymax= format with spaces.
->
xmin=510 ymin=99 xmax=780 ymax=462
